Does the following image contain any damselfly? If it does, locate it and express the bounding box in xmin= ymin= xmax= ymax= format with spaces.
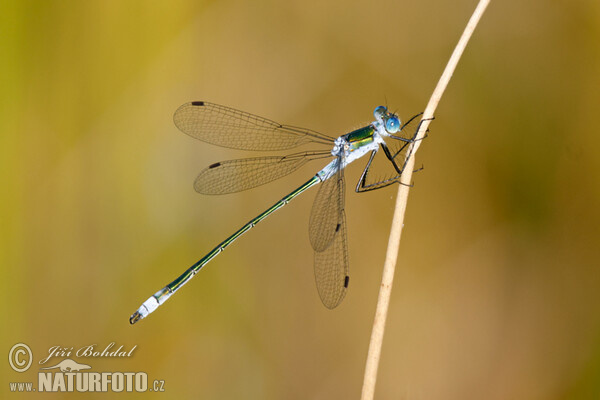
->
xmin=130 ymin=101 xmax=425 ymax=324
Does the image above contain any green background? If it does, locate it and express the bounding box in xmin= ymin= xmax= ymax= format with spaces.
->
xmin=2 ymin=0 xmax=599 ymax=398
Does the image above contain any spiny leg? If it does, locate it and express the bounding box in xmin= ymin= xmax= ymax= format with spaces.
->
xmin=380 ymin=142 xmax=403 ymax=174
xmin=355 ymin=146 xmax=411 ymax=192
xmin=388 ymin=115 xmax=434 ymax=159
xmin=355 ymin=150 xmax=378 ymax=192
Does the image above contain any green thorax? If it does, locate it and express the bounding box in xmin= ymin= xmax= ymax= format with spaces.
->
xmin=343 ymin=125 xmax=375 ymax=151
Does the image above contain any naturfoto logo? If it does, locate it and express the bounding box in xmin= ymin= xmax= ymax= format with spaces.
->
xmin=8 ymin=342 xmax=165 ymax=393
xmin=37 ymin=360 xmax=149 ymax=393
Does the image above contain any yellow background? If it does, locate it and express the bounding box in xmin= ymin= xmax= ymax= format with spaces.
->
xmin=1 ymin=0 xmax=599 ymax=398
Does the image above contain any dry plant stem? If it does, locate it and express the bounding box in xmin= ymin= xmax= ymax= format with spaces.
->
xmin=360 ymin=0 xmax=491 ymax=399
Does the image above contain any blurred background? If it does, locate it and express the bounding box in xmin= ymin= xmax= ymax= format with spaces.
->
xmin=1 ymin=0 xmax=599 ymax=398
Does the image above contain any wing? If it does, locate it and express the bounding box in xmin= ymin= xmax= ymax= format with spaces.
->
xmin=309 ymin=162 xmax=349 ymax=308
xmin=194 ymin=151 xmax=331 ymax=195
xmin=173 ymin=101 xmax=334 ymax=151
xmin=308 ymin=157 xmax=345 ymax=252
xmin=314 ymin=210 xmax=349 ymax=309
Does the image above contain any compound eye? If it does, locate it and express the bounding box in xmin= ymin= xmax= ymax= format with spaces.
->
xmin=373 ymin=106 xmax=387 ymax=119
xmin=385 ymin=116 xmax=400 ymax=133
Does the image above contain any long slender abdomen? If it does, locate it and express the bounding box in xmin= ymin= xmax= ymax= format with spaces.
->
xmin=130 ymin=175 xmax=321 ymax=324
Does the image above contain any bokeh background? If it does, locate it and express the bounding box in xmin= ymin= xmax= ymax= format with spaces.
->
xmin=2 ymin=0 xmax=599 ymax=398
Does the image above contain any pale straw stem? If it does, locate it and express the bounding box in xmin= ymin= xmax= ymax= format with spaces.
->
xmin=360 ymin=1 xmax=491 ymax=398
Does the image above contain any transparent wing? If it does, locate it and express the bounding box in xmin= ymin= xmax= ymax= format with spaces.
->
xmin=308 ymin=158 xmax=345 ymax=252
xmin=314 ymin=209 xmax=349 ymax=309
xmin=309 ymin=162 xmax=349 ymax=308
xmin=194 ymin=151 xmax=331 ymax=195
xmin=174 ymin=101 xmax=334 ymax=151
xmin=359 ymin=112 xmax=425 ymax=191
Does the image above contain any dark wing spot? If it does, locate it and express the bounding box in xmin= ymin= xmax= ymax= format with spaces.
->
xmin=344 ymin=276 xmax=350 ymax=288
xmin=335 ymin=223 xmax=341 ymax=232
xmin=191 ymin=101 xmax=205 ymax=106
xmin=208 ymin=162 xmax=221 ymax=169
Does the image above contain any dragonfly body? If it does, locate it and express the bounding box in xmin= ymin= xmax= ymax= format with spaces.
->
xmin=344 ymin=125 xmax=377 ymax=151
xmin=320 ymin=119 xmax=398 ymax=180
xmin=130 ymin=102 xmax=423 ymax=324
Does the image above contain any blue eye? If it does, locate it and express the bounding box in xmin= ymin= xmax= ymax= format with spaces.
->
xmin=373 ymin=106 xmax=387 ymax=119
xmin=386 ymin=116 xmax=400 ymax=133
